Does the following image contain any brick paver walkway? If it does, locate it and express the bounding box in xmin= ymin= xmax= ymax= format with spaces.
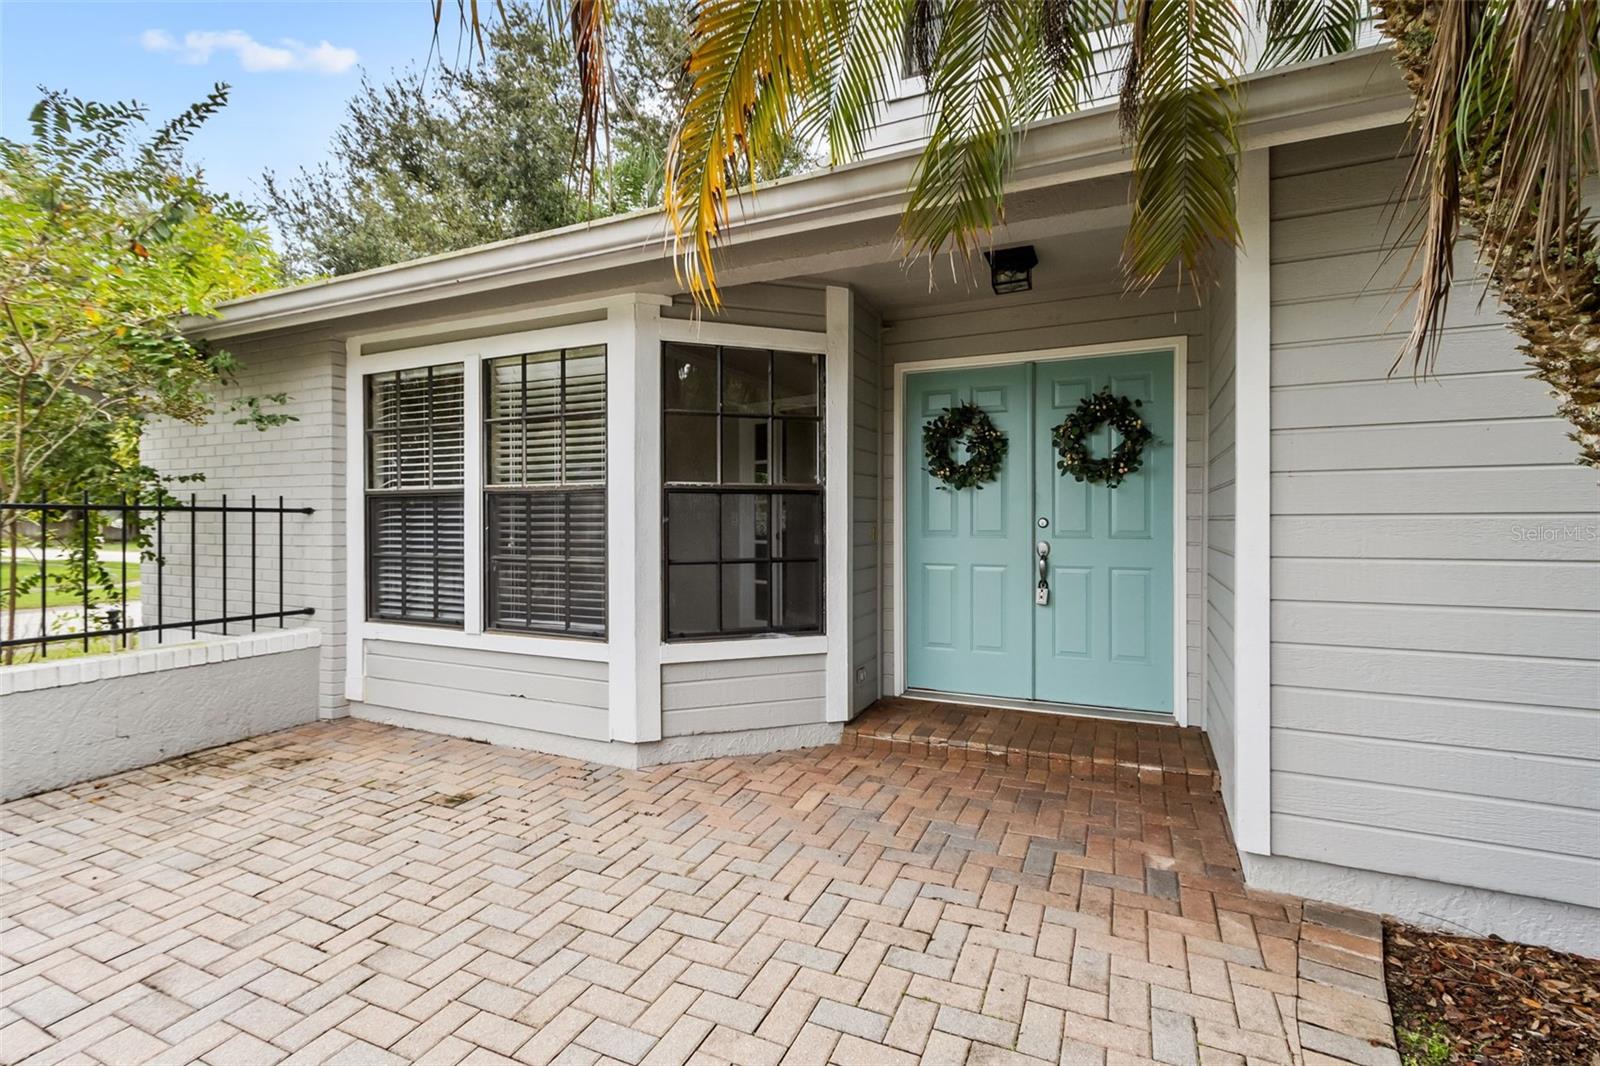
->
xmin=1 ymin=716 xmax=1398 ymax=1066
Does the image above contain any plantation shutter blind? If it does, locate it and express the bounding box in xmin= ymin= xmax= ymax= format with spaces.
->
xmin=484 ymin=346 xmax=607 ymax=637
xmin=365 ymin=364 xmax=466 ymax=625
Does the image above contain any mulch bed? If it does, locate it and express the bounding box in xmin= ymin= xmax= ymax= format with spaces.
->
xmin=1385 ymin=919 xmax=1600 ymax=1065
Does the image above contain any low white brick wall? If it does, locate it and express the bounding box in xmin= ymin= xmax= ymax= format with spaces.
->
xmin=0 ymin=629 xmax=321 ymax=801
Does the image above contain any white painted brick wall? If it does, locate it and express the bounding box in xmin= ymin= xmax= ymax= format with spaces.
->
xmin=142 ymin=330 xmax=348 ymax=715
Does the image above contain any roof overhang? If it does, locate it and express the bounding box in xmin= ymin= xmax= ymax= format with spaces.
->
xmin=193 ymin=46 xmax=1411 ymax=342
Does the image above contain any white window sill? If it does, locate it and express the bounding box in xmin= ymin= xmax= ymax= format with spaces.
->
xmin=658 ymin=635 xmax=828 ymax=664
xmin=360 ymin=622 xmax=610 ymax=662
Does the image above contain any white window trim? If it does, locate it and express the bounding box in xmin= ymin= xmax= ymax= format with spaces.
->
xmin=658 ymin=635 xmax=829 ymax=664
xmin=361 ymin=623 xmax=609 ymax=662
xmin=656 ymin=315 xmax=838 ymax=670
xmin=657 ymin=318 xmax=829 ymax=355
xmin=889 ymin=336 xmax=1191 ymax=725
xmin=344 ymin=313 xmax=651 ymax=702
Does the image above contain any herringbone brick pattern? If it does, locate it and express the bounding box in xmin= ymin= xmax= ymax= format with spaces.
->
xmin=1 ymin=715 xmax=1397 ymax=1065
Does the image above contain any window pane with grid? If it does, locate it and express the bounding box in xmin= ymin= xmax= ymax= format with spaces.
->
xmin=485 ymin=347 xmax=607 ymax=636
xmin=368 ymin=364 xmax=465 ymax=490
xmin=662 ymin=343 xmax=823 ymax=639
xmin=366 ymin=363 xmax=466 ymax=627
xmin=486 ymin=489 xmax=605 ymax=636
xmin=368 ymin=494 xmax=465 ymax=624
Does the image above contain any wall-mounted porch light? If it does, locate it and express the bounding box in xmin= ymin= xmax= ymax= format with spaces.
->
xmin=984 ymin=245 xmax=1038 ymax=295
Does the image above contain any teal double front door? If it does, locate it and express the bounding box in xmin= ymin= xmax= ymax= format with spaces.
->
xmin=903 ymin=350 xmax=1176 ymax=714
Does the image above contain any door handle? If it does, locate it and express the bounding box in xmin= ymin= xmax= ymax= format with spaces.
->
xmin=1035 ymin=540 xmax=1050 ymax=605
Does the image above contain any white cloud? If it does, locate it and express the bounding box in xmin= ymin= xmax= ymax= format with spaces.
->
xmin=140 ymin=28 xmax=358 ymax=75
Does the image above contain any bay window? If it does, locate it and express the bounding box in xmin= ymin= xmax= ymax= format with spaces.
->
xmin=662 ymin=342 xmax=824 ymax=639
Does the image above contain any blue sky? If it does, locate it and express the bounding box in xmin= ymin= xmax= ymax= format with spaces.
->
xmin=2 ymin=1 xmax=460 ymax=210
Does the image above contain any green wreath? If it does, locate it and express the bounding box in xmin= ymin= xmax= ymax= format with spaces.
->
xmin=923 ymin=401 xmax=1008 ymax=490
xmin=1051 ymin=389 xmax=1156 ymax=488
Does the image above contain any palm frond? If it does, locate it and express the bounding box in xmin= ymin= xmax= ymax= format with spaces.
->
xmin=435 ymin=0 xmax=614 ymax=194
xmin=1120 ymin=0 xmax=1247 ymax=290
xmin=900 ymin=0 xmax=1034 ymax=264
xmin=801 ymin=0 xmax=906 ymax=166
xmin=1472 ymin=0 xmax=1599 ymax=280
xmin=1392 ymin=0 xmax=1475 ymax=373
xmin=1037 ymin=0 xmax=1113 ymax=116
xmin=568 ymin=0 xmax=615 ymax=190
xmin=433 ymin=0 xmax=506 ymax=61
xmin=1259 ymin=0 xmax=1368 ymax=67
xmin=899 ymin=0 xmax=1111 ymax=267
xmin=664 ymin=0 xmax=834 ymax=305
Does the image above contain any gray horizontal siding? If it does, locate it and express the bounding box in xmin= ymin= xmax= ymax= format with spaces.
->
xmin=1266 ymin=127 xmax=1600 ymax=910
xmin=661 ymin=654 xmax=827 ymax=736
xmin=362 ymin=639 xmax=608 ymax=741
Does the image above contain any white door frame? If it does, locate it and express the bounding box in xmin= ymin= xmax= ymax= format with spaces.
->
xmin=891 ymin=336 xmax=1190 ymax=724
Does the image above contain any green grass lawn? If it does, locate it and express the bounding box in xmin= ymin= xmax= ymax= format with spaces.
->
xmin=1 ymin=560 xmax=142 ymax=608
xmin=1 ymin=635 xmax=138 ymax=665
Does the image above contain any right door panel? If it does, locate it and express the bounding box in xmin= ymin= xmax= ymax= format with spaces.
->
xmin=1033 ymin=350 xmax=1175 ymax=712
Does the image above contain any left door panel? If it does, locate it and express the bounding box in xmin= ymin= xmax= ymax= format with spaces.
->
xmin=902 ymin=364 xmax=1033 ymax=697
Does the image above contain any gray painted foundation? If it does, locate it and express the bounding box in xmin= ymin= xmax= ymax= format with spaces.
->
xmin=1243 ymin=851 xmax=1600 ymax=959
xmin=353 ymin=701 xmax=840 ymax=769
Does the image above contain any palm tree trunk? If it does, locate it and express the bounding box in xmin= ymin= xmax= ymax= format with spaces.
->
xmin=1375 ymin=0 xmax=1600 ymax=468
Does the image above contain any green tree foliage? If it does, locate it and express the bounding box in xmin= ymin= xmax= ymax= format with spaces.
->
xmin=267 ymin=0 xmax=815 ymax=278
xmin=0 ymin=86 xmax=284 ymax=648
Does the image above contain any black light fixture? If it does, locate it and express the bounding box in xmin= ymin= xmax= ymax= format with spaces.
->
xmin=985 ymin=245 xmax=1037 ymax=295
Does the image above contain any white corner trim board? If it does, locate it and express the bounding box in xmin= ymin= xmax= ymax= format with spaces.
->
xmin=1231 ymin=148 xmax=1272 ymax=856
xmin=825 ymin=286 xmax=855 ymax=723
xmin=607 ymin=294 xmax=665 ymax=744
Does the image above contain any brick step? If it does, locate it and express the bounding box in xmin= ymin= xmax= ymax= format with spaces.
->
xmin=843 ymin=697 xmax=1222 ymax=791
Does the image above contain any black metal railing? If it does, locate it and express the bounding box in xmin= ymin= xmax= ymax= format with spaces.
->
xmin=1 ymin=495 xmax=316 ymax=658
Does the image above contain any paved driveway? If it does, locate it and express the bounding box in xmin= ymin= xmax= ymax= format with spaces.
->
xmin=1 ymin=719 xmax=1398 ymax=1065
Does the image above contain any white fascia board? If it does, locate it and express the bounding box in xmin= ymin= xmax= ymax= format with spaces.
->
xmin=193 ymin=48 xmax=1406 ymax=342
